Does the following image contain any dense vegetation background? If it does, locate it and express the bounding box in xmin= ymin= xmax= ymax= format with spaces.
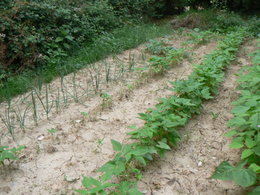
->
xmin=0 ymin=0 xmax=259 ymax=100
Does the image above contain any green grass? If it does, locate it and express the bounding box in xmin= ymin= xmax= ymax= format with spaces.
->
xmin=0 ymin=23 xmax=173 ymax=102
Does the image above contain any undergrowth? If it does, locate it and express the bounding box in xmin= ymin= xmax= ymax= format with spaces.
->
xmin=75 ymin=27 xmax=249 ymax=194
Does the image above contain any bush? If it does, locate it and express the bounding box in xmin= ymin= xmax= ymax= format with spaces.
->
xmin=0 ymin=0 xmax=121 ymax=76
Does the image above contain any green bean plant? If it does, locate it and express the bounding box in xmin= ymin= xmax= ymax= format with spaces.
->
xmin=212 ymin=39 xmax=260 ymax=194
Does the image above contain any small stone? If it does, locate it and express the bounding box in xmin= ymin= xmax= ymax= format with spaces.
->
xmin=100 ymin=116 xmax=108 ymax=121
xmin=37 ymin=134 xmax=45 ymax=141
xmin=75 ymin=119 xmax=81 ymax=123
xmin=198 ymin=161 xmax=203 ymax=167
xmin=65 ymin=172 xmax=80 ymax=183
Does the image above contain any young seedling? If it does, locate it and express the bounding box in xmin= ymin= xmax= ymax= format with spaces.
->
xmin=103 ymin=60 xmax=111 ymax=85
xmin=128 ymin=52 xmax=136 ymax=72
xmin=1 ymin=107 xmax=15 ymax=140
xmin=80 ymin=112 xmax=88 ymax=117
xmin=31 ymin=90 xmax=38 ymax=125
xmin=100 ymin=93 xmax=112 ymax=110
xmin=55 ymin=88 xmax=61 ymax=113
xmin=14 ymin=105 xmax=29 ymax=130
xmin=210 ymin=112 xmax=220 ymax=120
xmin=88 ymin=65 xmax=100 ymax=94
xmin=35 ymin=84 xmax=54 ymax=119
xmin=72 ymin=72 xmax=80 ymax=103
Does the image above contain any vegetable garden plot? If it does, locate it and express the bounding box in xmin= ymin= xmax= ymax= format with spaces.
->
xmin=138 ymin=39 xmax=258 ymax=195
xmin=0 ymin=32 xmax=217 ymax=194
xmin=74 ymin=28 xmax=251 ymax=194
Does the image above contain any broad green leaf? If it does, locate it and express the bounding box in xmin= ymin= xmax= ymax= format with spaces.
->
xmin=249 ymin=114 xmax=258 ymax=129
xmin=241 ymin=149 xmax=254 ymax=159
xmin=228 ymin=117 xmax=247 ymax=127
xmin=82 ymin=176 xmax=101 ymax=188
xmin=232 ymin=168 xmax=256 ymax=187
xmin=249 ymin=163 xmax=260 ymax=173
xmin=212 ymin=161 xmax=234 ymax=181
xmin=245 ymin=138 xmax=256 ymax=148
xmin=229 ymin=141 xmax=244 ymax=149
xmin=252 ymin=145 xmax=260 ymax=156
xmin=111 ymin=139 xmax=122 ymax=151
xmin=224 ymin=130 xmax=237 ymax=137
xmin=156 ymin=141 xmax=171 ymax=150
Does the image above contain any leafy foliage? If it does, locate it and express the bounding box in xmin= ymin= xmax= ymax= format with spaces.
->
xmin=76 ymin=28 xmax=248 ymax=194
xmin=0 ymin=145 xmax=25 ymax=165
xmin=212 ymin=39 xmax=260 ymax=193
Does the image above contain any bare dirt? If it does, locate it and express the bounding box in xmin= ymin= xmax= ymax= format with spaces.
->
xmin=0 ymin=33 xmax=256 ymax=195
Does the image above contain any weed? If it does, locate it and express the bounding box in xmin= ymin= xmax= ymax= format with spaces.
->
xmin=210 ymin=112 xmax=220 ymax=120
xmin=100 ymin=93 xmax=112 ymax=110
xmin=47 ymin=129 xmax=58 ymax=134
xmin=80 ymin=112 xmax=88 ymax=117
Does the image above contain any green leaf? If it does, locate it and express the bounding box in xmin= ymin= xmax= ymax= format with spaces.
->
xmin=48 ymin=129 xmax=57 ymax=133
xmin=229 ymin=141 xmax=244 ymax=149
xmin=74 ymin=189 xmax=88 ymax=194
xmin=201 ymin=88 xmax=212 ymax=99
xmin=249 ymin=163 xmax=260 ymax=173
xmin=241 ymin=149 xmax=254 ymax=159
xmin=249 ymin=114 xmax=258 ymax=129
xmin=252 ymin=145 xmax=260 ymax=156
xmin=212 ymin=161 xmax=234 ymax=181
xmin=135 ymin=156 xmax=146 ymax=165
xmin=245 ymin=138 xmax=256 ymax=148
xmin=231 ymin=106 xmax=249 ymax=115
xmin=111 ymin=139 xmax=122 ymax=151
xmin=232 ymin=168 xmax=256 ymax=187
xmin=129 ymin=188 xmax=143 ymax=195
xmin=228 ymin=117 xmax=246 ymax=127
xmin=156 ymin=141 xmax=171 ymax=150
xmin=55 ymin=37 xmax=63 ymax=42
xmin=82 ymin=176 xmax=101 ymax=189
xmin=224 ymin=129 xmax=237 ymax=137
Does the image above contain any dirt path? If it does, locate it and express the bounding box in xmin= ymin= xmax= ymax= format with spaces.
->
xmin=137 ymin=39 xmax=257 ymax=195
xmin=0 ymin=34 xmax=218 ymax=194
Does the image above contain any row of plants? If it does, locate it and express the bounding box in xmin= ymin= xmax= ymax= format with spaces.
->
xmin=212 ymin=39 xmax=260 ymax=194
xmin=75 ymin=27 xmax=249 ymax=194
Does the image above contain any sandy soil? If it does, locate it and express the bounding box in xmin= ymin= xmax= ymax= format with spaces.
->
xmin=137 ymin=39 xmax=257 ymax=195
xmin=0 ymin=32 xmax=255 ymax=195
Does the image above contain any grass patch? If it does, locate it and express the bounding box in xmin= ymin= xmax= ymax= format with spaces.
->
xmin=0 ymin=23 xmax=172 ymax=102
